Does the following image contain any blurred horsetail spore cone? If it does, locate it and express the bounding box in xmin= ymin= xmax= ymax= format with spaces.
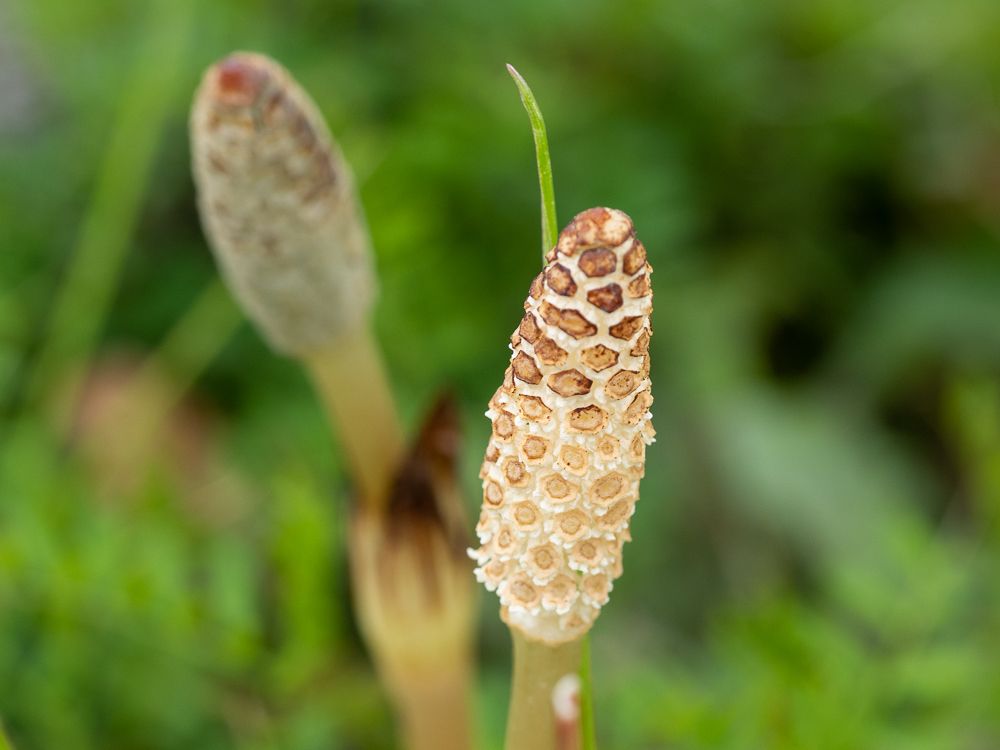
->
xmin=190 ymin=52 xmax=375 ymax=354
xmin=471 ymin=207 xmax=655 ymax=645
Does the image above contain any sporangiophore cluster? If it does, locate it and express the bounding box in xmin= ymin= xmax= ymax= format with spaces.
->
xmin=471 ymin=207 xmax=655 ymax=645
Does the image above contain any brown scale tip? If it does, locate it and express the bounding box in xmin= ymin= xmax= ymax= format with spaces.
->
xmin=212 ymin=54 xmax=270 ymax=107
xmin=555 ymin=207 xmax=634 ymax=257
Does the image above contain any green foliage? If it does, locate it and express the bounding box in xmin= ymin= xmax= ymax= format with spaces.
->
xmin=3 ymin=0 xmax=1000 ymax=747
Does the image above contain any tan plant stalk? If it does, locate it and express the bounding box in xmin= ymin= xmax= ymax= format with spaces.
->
xmin=303 ymin=328 xmax=402 ymax=510
xmin=471 ymin=207 xmax=655 ymax=750
xmin=191 ymin=52 xmax=473 ymax=750
xmin=351 ymin=396 xmax=474 ymax=750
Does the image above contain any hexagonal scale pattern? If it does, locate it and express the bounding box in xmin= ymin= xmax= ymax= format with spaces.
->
xmin=471 ymin=207 xmax=655 ymax=645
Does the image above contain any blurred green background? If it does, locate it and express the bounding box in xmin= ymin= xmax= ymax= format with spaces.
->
xmin=3 ymin=0 xmax=1000 ymax=747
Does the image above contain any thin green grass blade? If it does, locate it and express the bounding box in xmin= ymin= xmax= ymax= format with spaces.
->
xmin=507 ymin=64 xmax=558 ymax=261
xmin=580 ymin=635 xmax=597 ymax=750
xmin=112 ymin=280 xmax=241 ymax=446
xmin=138 ymin=279 xmax=241 ymax=402
xmin=25 ymin=0 xmax=194 ymax=421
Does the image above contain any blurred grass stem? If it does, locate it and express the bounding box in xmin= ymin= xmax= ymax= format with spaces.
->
xmin=138 ymin=280 xmax=240 ymax=403
xmin=26 ymin=0 xmax=192 ymax=425
xmin=88 ymin=280 xmax=240 ymax=465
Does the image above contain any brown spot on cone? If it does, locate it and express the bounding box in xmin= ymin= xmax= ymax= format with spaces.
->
xmin=587 ymin=283 xmax=624 ymax=312
xmin=630 ymin=330 xmax=650 ymax=357
xmin=520 ymin=435 xmax=550 ymax=463
xmin=578 ymin=247 xmax=618 ymax=277
xmin=534 ymin=336 xmax=568 ymax=366
xmin=540 ymin=302 xmax=598 ymax=339
xmin=512 ymin=502 xmax=542 ymax=531
xmin=605 ymin=370 xmax=641 ymax=400
xmin=568 ymin=404 xmax=607 ymax=433
xmin=580 ymin=344 xmax=619 ymax=372
xmin=548 ymin=369 xmax=593 ymax=397
xmin=483 ymin=480 xmax=504 ymax=507
xmin=519 ymin=312 xmax=541 ymax=343
xmin=623 ymin=241 xmax=647 ymax=275
xmin=546 ymin=263 xmax=578 ymax=296
xmin=627 ymin=273 xmax=651 ymax=298
xmin=609 ymin=316 xmax=644 ymax=340
xmin=517 ymin=394 xmax=552 ymax=423
xmin=511 ymin=351 xmax=543 ymax=384
xmin=529 ymin=273 xmax=544 ymax=299
xmin=559 ymin=445 xmax=589 ymax=475
xmin=502 ymin=457 xmax=529 ymax=487
xmin=493 ymin=411 xmax=515 ymax=440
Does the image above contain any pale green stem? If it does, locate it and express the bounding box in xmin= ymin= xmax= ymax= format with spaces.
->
xmin=26 ymin=0 xmax=193 ymax=421
xmin=506 ymin=630 xmax=583 ymax=750
xmin=507 ymin=64 xmax=558 ymax=260
xmin=579 ymin=636 xmax=596 ymax=750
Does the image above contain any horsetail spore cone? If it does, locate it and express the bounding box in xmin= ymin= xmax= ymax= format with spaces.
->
xmin=191 ymin=52 xmax=375 ymax=354
xmin=472 ymin=207 xmax=654 ymax=645
xmin=190 ymin=52 xmax=402 ymax=506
